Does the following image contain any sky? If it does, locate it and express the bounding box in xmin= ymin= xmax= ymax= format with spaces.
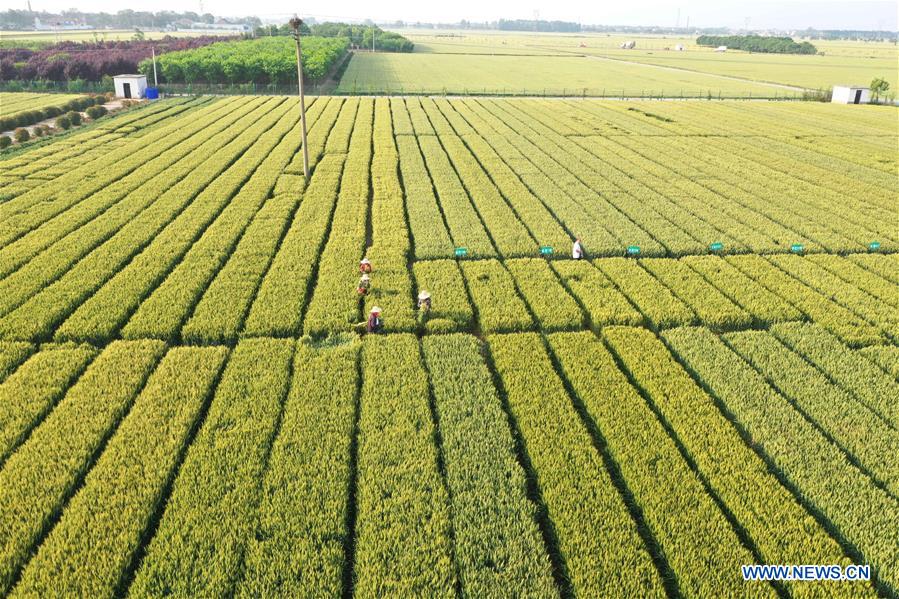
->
xmin=17 ymin=0 xmax=899 ymax=30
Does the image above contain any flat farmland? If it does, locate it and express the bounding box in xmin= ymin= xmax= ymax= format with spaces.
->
xmin=0 ymin=94 xmax=897 ymax=597
xmin=360 ymin=29 xmax=899 ymax=94
xmin=337 ymin=52 xmax=794 ymax=96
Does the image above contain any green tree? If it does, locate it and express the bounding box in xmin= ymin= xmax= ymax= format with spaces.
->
xmin=870 ymin=77 xmax=890 ymax=102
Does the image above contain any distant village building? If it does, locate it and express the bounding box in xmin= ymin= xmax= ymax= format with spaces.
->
xmin=620 ymin=40 xmax=636 ymax=49
xmin=831 ymin=85 xmax=871 ymax=104
xmin=33 ymin=17 xmax=91 ymax=31
xmin=675 ymin=44 xmax=685 ymax=51
xmin=715 ymin=46 xmax=728 ymax=52
xmin=180 ymin=22 xmax=251 ymax=33
xmin=113 ymin=74 xmax=147 ymax=99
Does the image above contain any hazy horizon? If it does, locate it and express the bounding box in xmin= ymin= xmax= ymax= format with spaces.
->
xmin=14 ymin=0 xmax=899 ymax=31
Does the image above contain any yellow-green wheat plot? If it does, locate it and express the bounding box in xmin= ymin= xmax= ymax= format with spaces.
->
xmin=0 ymin=93 xmax=895 ymax=597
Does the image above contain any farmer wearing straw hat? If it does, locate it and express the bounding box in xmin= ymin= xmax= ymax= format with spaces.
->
xmin=417 ymin=290 xmax=432 ymax=312
xmin=357 ymin=274 xmax=371 ymax=295
xmin=359 ymin=258 xmax=372 ymax=274
xmin=366 ymin=306 xmax=383 ymax=333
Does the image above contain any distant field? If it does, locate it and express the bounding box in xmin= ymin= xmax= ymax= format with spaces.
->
xmin=0 ymin=29 xmax=237 ymax=44
xmin=569 ymin=47 xmax=898 ymax=91
xmin=377 ymin=29 xmax=898 ymax=94
xmin=337 ymin=52 xmax=790 ymax=96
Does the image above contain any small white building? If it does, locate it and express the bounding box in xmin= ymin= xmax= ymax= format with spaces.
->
xmin=831 ymin=85 xmax=871 ymax=104
xmin=620 ymin=40 xmax=636 ymax=49
xmin=113 ymin=74 xmax=147 ymax=100
xmin=674 ymin=44 xmax=685 ymax=51
xmin=715 ymin=45 xmax=727 ymax=52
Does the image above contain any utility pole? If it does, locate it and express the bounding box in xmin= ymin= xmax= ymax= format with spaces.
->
xmin=151 ymin=46 xmax=158 ymax=87
xmin=372 ymin=23 xmax=375 ymax=52
xmin=290 ymin=16 xmax=310 ymax=179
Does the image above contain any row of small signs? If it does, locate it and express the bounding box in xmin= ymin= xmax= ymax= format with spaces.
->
xmin=452 ymin=241 xmax=882 ymax=258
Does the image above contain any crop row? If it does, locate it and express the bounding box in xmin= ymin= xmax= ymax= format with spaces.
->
xmin=9 ymin=346 xmax=228 ymax=596
xmin=3 ymin=323 xmax=893 ymax=595
xmin=182 ymin=98 xmax=346 ymax=344
xmin=110 ymin=104 xmax=306 ymax=342
xmin=553 ymin=99 xmax=892 ymax=253
xmin=0 ymin=342 xmax=34 ymax=383
xmin=0 ymin=97 xmax=200 ymax=182
xmin=446 ymin=100 xmax=663 ymax=256
xmin=0 ymin=340 xmax=164 ymax=594
xmin=772 ymin=323 xmax=899 ymax=428
xmin=395 ymin=134 xmax=454 ymax=258
xmin=0 ymin=98 xmax=296 ymax=343
xmin=487 ymin=332 xmax=665 ymax=596
xmin=859 ymin=345 xmax=899 ymax=380
xmin=283 ymin=97 xmax=346 ymax=176
xmin=0 ymin=343 xmax=96 ymax=466
xmin=664 ymin=326 xmax=899 ymax=595
xmin=438 ymin=133 xmax=537 ymax=256
xmin=432 ymin=106 xmax=572 ymax=252
xmin=490 ymin=99 xmax=894 ymax=254
xmin=0 ymin=100 xmax=258 ymax=281
xmin=238 ymin=337 xmax=360 ymax=596
xmin=616 ymin=132 xmax=888 ymax=253
xmin=0 ymin=97 xmax=234 ymax=247
xmin=726 ymin=329 xmax=899 ymax=495
xmin=241 ymin=154 xmax=347 ymax=337
xmin=303 ymin=99 xmax=372 ymax=337
xmin=361 ymin=99 xmax=416 ymax=333
xmin=411 ymin=260 xmax=473 ymax=333
xmin=421 ymin=334 xmax=557 ymax=596
xmin=57 ymin=101 xmax=289 ymax=338
xmin=768 ymin=254 xmax=898 ymax=341
xmin=604 ymin=325 xmax=876 ymax=598
xmin=704 ymin=135 xmax=895 ymax=243
xmin=551 ymin=332 xmax=782 ymax=597
xmin=416 ymin=135 xmax=496 ymax=257
xmin=352 ymin=334 xmax=456 ymax=595
xmin=484 ymin=100 xmax=749 ymax=253
xmin=127 ymin=339 xmax=294 ymax=596
xmin=240 ymin=100 xmax=362 ymax=338
xmin=0 ymin=98 xmax=266 ymax=320
xmin=462 ymin=100 xmax=704 ymax=255
xmin=726 ymin=255 xmax=884 ymax=346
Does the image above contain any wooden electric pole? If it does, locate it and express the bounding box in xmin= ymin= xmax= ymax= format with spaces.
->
xmin=290 ymin=16 xmax=310 ymax=179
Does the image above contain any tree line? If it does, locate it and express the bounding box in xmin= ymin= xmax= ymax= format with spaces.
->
xmin=696 ymin=35 xmax=818 ymax=54
xmin=253 ymin=22 xmax=413 ymax=53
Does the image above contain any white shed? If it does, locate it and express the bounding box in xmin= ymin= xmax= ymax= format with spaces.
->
xmin=831 ymin=85 xmax=871 ymax=104
xmin=714 ymin=45 xmax=727 ymax=52
xmin=113 ymin=74 xmax=147 ymax=99
xmin=674 ymin=44 xmax=685 ymax=51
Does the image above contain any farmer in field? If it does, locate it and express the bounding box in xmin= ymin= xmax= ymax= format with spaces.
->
xmin=572 ymin=237 xmax=584 ymax=260
xmin=357 ymin=274 xmax=371 ymax=295
xmin=359 ymin=257 xmax=372 ymax=274
xmin=417 ymin=290 xmax=432 ymax=312
xmin=367 ymin=306 xmax=383 ymax=334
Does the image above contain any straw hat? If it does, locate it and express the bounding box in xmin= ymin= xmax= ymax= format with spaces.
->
xmin=418 ymin=290 xmax=431 ymax=300
xmin=360 ymin=258 xmax=371 ymax=265
xmin=370 ymin=306 xmax=382 ymax=314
